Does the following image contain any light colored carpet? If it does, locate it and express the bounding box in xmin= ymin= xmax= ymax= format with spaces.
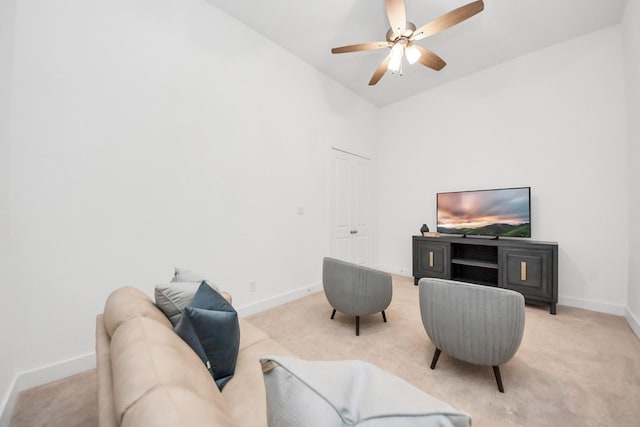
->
xmin=248 ymin=275 xmax=640 ymax=427
xmin=9 ymin=370 xmax=97 ymax=427
xmin=10 ymin=275 xmax=640 ymax=426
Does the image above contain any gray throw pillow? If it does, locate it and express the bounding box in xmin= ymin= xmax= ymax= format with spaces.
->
xmin=260 ymin=356 xmax=471 ymax=427
xmin=155 ymin=282 xmax=202 ymax=326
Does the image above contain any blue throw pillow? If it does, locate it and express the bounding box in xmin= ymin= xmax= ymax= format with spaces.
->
xmin=175 ymin=282 xmax=240 ymax=390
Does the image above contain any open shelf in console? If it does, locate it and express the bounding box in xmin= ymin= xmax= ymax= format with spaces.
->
xmin=452 ymin=264 xmax=498 ymax=286
xmin=451 ymin=243 xmax=498 ymax=264
xmin=450 ymin=243 xmax=498 ymax=286
xmin=451 ymin=258 xmax=498 ymax=269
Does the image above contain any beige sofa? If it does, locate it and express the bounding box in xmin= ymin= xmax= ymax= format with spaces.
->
xmin=95 ymin=286 xmax=291 ymax=427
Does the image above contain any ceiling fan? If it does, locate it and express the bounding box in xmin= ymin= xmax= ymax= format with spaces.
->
xmin=331 ymin=0 xmax=485 ymax=85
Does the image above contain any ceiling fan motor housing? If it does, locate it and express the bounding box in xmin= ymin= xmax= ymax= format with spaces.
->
xmin=386 ymin=22 xmax=417 ymax=42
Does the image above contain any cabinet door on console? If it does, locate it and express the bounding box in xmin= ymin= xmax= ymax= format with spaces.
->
xmin=414 ymin=241 xmax=450 ymax=279
xmin=499 ymin=247 xmax=552 ymax=299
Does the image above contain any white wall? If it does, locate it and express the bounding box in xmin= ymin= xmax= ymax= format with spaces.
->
xmin=0 ymin=0 xmax=17 ymax=418
xmin=7 ymin=0 xmax=376 ymax=379
xmin=2 ymin=2 xmax=636 ymax=414
xmin=375 ymin=26 xmax=629 ymax=314
xmin=623 ymin=0 xmax=640 ymax=335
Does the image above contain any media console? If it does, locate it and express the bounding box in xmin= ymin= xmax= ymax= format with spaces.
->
xmin=412 ymin=235 xmax=558 ymax=314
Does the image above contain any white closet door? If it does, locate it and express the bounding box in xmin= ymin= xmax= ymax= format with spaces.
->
xmin=330 ymin=149 xmax=371 ymax=266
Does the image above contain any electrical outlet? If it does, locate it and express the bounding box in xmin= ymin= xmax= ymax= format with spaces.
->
xmin=249 ymin=281 xmax=257 ymax=292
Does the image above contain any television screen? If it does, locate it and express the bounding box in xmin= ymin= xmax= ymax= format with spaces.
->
xmin=437 ymin=187 xmax=531 ymax=238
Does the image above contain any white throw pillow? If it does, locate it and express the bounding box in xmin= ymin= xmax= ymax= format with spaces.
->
xmin=260 ymin=356 xmax=471 ymax=427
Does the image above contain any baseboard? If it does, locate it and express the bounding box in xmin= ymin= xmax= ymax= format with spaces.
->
xmin=0 ymin=375 xmax=17 ymax=427
xmin=374 ymin=270 xmax=630 ymax=316
xmin=377 ymin=267 xmax=631 ymax=318
xmin=236 ymin=282 xmax=323 ymax=317
xmin=558 ymin=296 xmax=626 ymax=316
xmin=373 ymin=264 xmax=412 ymax=277
xmin=625 ymin=307 xmax=640 ymax=340
xmin=0 ymin=353 xmax=95 ymax=427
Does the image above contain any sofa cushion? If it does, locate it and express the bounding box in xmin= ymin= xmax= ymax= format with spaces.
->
xmin=121 ymin=385 xmax=236 ymax=427
xmin=110 ymin=316 xmax=225 ymax=424
xmin=221 ymin=332 xmax=292 ymax=427
xmin=237 ymin=318 xmax=269 ymax=351
xmin=260 ymin=356 xmax=471 ymax=427
xmin=103 ymin=286 xmax=172 ymax=337
xmin=174 ymin=283 xmax=240 ymax=390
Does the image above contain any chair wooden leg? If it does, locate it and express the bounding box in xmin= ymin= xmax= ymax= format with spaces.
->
xmin=430 ymin=348 xmax=441 ymax=370
xmin=381 ymin=310 xmax=387 ymax=323
xmin=493 ymin=366 xmax=505 ymax=393
xmin=355 ymin=316 xmax=360 ymax=336
xmin=330 ymin=309 xmax=336 ymax=319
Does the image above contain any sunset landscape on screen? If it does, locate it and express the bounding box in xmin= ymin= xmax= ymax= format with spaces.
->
xmin=437 ymin=188 xmax=531 ymax=237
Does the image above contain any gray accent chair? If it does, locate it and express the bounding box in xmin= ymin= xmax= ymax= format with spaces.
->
xmin=418 ymin=278 xmax=525 ymax=392
xmin=322 ymin=257 xmax=393 ymax=336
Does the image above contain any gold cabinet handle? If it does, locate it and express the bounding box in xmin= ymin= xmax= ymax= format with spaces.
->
xmin=429 ymin=251 xmax=434 ymax=268
xmin=521 ymin=261 xmax=527 ymax=281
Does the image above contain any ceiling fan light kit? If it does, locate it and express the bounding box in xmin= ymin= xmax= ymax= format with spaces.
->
xmin=331 ymin=0 xmax=485 ymax=86
xmin=388 ymin=40 xmax=406 ymax=74
xmin=405 ymin=45 xmax=422 ymax=65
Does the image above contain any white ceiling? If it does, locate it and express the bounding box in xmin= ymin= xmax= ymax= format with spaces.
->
xmin=206 ymin=0 xmax=628 ymax=107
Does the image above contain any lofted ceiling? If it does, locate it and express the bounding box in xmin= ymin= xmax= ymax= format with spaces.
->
xmin=206 ymin=0 xmax=628 ymax=107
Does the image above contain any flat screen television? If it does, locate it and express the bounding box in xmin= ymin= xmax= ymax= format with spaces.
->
xmin=437 ymin=187 xmax=531 ymax=238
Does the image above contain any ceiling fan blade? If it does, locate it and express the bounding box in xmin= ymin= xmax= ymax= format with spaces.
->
xmin=411 ymin=0 xmax=484 ymax=42
xmin=413 ymin=45 xmax=446 ymax=71
xmin=385 ymin=0 xmax=407 ymax=39
xmin=331 ymin=42 xmax=391 ymax=54
xmin=369 ymin=55 xmax=391 ymax=86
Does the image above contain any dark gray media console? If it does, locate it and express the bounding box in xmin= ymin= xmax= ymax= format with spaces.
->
xmin=412 ymin=235 xmax=558 ymax=314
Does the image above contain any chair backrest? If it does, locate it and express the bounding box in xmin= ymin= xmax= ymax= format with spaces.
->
xmin=322 ymin=257 xmax=392 ymax=316
xmin=419 ymin=278 xmax=525 ymax=366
